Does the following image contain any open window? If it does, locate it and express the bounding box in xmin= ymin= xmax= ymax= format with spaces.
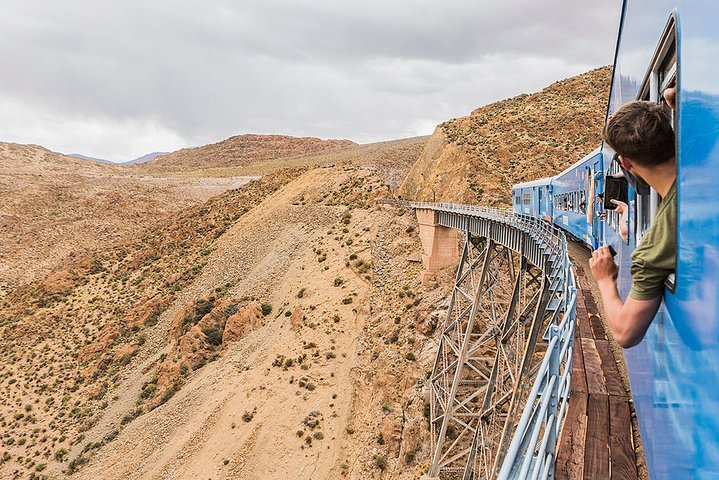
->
xmin=635 ymin=15 xmax=677 ymax=243
xmin=634 ymin=13 xmax=678 ymax=291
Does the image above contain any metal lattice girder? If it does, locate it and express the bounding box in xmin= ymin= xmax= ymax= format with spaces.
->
xmin=377 ymin=200 xmax=576 ymax=480
xmin=427 ymin=231 xmax=554 ymax=479
xmin=376 ymin=202 xmax=575 ymax=480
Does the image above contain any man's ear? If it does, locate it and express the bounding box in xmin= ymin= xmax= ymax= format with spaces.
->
xmin=618 ymin=155 xmax=633 ymax=171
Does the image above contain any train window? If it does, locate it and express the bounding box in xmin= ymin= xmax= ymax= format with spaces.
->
xmin=522 ymin=193 xmax=530 ymax=205
xmin=634 ymin=15 xmax=677 ymax=249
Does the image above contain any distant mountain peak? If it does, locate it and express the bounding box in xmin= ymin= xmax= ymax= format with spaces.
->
xmin=68 ymin=151 xmax=168 ymax=165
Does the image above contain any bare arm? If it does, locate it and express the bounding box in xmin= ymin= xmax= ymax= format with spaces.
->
xmin=589 ymin=246 xmax=662 ymax=348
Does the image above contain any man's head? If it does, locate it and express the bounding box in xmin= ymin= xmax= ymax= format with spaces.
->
xmin=603 ymin=101 xmax=675 ymax=167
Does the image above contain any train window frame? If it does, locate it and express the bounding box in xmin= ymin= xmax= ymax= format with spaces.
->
xmin=634 ymin=13 xmax=678 ymax=291
xmin=522 ymin=192 xmax=531 ymax=206
xmin=635 ymin=16 xmax=676 ymax=244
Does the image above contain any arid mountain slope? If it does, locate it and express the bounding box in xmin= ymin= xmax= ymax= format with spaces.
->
xmin=0 ymin=64 xmax=615 ymax=479
xmin=1 ymin=134 xmax=421 ymax=294
xmin=145 ymin=134 xmax=356 ymax=171
xmin=66 ymin=166 xmax=439 ymax=480
xmin=139 ymin=136 xmax=428 ymax=188
xmin=399 ymin=66 xmax=611 ymax=205
xmin=0 ymin=141 xmax=259 ymax=292
xmin=0 ymin=168 xmax=303 ymax=478
xmin=0 ymin=133 xmax=434 ymax=478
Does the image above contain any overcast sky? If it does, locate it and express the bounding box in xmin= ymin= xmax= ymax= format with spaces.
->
xmin=0 ymin=0 xmax=621 ymax=162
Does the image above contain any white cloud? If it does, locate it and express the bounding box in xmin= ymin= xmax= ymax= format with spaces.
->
xmin=0 ymin=0 xmax=621 ymax=162
xmin=0 ymin=95 xmax=186 ymax=162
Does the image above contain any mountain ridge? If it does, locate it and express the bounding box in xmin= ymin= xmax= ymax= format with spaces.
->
xmin=0 ymin=67 xmax=613 ymax=479
xmin=145 ymin=133 xmax=357 ymax=171
xmin=399 ymin=66 xmax=612 ymax=205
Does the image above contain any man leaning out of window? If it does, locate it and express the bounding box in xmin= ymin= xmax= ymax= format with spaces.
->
xmin=589 ymin=98 xmax=676 ymax=348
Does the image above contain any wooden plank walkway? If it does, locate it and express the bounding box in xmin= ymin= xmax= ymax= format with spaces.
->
xmin=555 ymin=265 xmax=639 ymax=480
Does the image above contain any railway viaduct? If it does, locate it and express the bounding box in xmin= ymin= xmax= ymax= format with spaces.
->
xmin=382 ymin=200 xmax=637 ymax=480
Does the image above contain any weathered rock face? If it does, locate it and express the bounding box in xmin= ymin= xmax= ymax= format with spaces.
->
xmin=125 ymin=295 xmax=171 ymax=328
xmin=79 ymin=320 xmax=122 ymax=365
xmin=222 ymin=302 xmax=263 ymax=347
xmin=40 ymin=270 xmax=76 ymax=294
xmin=381 ymin=412 xmax=404 ymax=456
xmin=149 ymin=296 xmax=263 ymax=408
xmin=399 ymin=66 xmax=612 ymax=206
xmin=289 ymin=307 xmax=304 ymax=331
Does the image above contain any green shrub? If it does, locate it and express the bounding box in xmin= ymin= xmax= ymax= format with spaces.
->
xmin=202 ymin=326 xmax=223 ymax=346
xmin=261 ymin=303 xmax=272 ymax=316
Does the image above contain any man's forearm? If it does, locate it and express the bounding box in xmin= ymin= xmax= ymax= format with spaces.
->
xmin=595 ymin=278 xmax=627 ymax=343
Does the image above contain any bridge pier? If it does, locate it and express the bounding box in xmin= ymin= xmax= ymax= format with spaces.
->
xmin=416 ymin=208 xmax=459 ymax=284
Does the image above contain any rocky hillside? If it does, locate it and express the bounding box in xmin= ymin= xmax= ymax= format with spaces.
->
xmin=0 ymin=65 xmax=616 ymax=479
xmin=145 ymin=134 xmax=356 ymax=171
xmin=0 ymin=141 xmax=259 ymax=293
xmin=399 ymin=66 xmax=611 ymax=205
xmin=0 ymin=168 xmax=304 ymax=478
xmin=0 ymin=133 xmax=437 ymax=478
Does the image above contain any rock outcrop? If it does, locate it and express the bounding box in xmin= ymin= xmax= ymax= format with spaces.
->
xmin=399 ymin=66 xmax=611 ymax=206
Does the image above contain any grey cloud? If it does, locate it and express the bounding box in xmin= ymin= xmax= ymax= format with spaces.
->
xmin=0 ymin=0 xmax=620 ymax=161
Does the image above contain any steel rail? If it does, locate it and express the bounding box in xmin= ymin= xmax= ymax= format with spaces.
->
xmin=380 ymin=199 xmax=578 ymax=480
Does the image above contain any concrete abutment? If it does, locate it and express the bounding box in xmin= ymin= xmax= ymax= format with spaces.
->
xmin=416 ymin=208 xmax=459 ymax=284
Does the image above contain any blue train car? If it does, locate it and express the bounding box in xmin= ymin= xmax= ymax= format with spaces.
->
xmin=511 ymin=177 xmax=552 ymax=220
xmin=604 ymin=1 xmax=719 ymax=477
xmin=550 ymin=148 xmax=603 ymax=249
xmin=510 ymin=1 xmax=719 ymax=475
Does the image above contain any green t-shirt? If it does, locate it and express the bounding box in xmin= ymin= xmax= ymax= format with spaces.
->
xmin=629 ymin=180 xmax=677 ymax=300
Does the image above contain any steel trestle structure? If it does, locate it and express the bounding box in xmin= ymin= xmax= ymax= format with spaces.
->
xmin=383 ymin=201 xmax=578 ymax=480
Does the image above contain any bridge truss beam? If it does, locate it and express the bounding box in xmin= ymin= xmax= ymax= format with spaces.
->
xmin=397 ymin=204 xmax=577 ymax=480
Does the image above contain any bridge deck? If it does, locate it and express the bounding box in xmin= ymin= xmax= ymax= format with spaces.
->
xmin=555 ymin=264 xmax=639 ymax=480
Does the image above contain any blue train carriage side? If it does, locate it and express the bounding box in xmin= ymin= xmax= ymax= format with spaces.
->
xmin=606 ymin=1 xmax=719 ymax=478
xmin=511 ymin=177 xmax=552 ymax=220
xmin=550 ymin=147 xmax=603 ymax=250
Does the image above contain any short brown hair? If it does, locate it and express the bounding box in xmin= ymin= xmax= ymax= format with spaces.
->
xmin=603 ymin=101 xmax=675 ymax=166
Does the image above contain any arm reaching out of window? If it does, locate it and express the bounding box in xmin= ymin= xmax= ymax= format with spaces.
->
xmin=589 ymin=246 xmax=662 ymax=347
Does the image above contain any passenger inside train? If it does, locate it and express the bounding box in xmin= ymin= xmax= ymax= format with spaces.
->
xmin=589 ymin=99 xmax=676 ymax=348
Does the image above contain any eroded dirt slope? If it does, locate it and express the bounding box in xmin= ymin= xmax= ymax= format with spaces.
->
xmin=0 ymin=141 xmax=258 ymax=292
xmin=69 ymin=166 xmax=453 ymax=480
